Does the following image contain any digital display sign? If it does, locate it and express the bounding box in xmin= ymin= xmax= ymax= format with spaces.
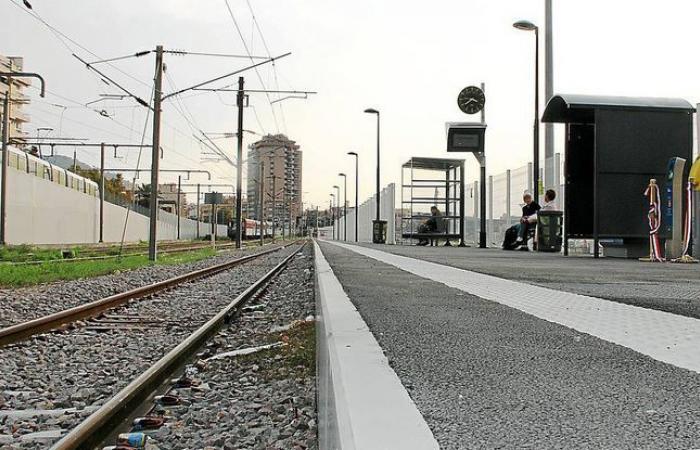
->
xmin=446 ymin=123 xmax=486 ymax=153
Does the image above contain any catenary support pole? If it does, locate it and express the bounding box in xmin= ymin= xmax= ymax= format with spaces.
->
xmin=259 ymin=161 xmax=265 ymax=247
xmin=0 ymin=82 xmax=10 ymax=245
xmin=148 ymin=45 xmax=164 ymax=261
xmin=235 ymin=76 xmax=244 ymax=249
xmin=176 ymin=175 xmax=181 ymax=240
xmin=99 ymin=143 xmax=105 ymax=243
xmin=196 ymin=183 xmax=200 ymax=239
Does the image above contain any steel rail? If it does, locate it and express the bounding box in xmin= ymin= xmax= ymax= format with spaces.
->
xmin=0 ymin=242 xmax=300 ymax=347
xmin=50 ymin=241 xmax=307 ymax=450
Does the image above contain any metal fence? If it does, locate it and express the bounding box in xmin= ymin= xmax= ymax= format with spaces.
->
xmin=463 ymin=154 xmax=565 ymax=247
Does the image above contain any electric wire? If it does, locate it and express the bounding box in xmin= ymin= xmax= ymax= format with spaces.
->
xmin=223 ymin=0 xmax=280 ymax=133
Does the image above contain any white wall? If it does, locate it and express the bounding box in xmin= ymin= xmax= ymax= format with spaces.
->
xmin=336 ymin=183 xmax=396 ymax=244
xmin=2 ymin=167 xmax=227 ymax=245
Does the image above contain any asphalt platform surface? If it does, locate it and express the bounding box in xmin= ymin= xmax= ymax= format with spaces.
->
xmin=318 ymin=241 xmax=700 ymax=449
xmin=356 ymin=243 xmax=700 ymax=319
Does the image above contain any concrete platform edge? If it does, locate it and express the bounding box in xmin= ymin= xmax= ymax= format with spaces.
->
xmin=314 ymin=240 xmax=439 ymax=450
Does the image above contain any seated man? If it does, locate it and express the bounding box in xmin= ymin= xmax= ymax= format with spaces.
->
xmin=417 ymin=206 xmax=442 ymax=246
xmin=515 ymin=192 xmax=540 ymax=249
xmin=541 ymin=189 xmax=557 ymax=211
xmin=502 ymin=193 xmax=540 ymax=250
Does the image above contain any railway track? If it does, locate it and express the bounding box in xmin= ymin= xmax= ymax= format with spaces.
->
xmin=0 ymin=241 xmax=301 ymax=347
xmin=0 ymin=241 xmax=311 ymax=449
xmin=45 ymin=241 xmax=309 ymax=450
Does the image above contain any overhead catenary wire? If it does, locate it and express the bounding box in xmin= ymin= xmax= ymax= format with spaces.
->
xmin=245 ymin=0 xmax=288 ymax=133
xmin=223 ymin=0 xmax=280 ymax=133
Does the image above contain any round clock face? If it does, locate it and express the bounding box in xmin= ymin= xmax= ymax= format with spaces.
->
xmin=457 ymin=86 xmax=485 ymax=115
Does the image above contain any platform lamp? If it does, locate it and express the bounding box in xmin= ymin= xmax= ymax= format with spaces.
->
xmin=338 ymin=173 xmax=347 ymax=241
xmin=513 ymin=19 xmax=540 ymax=203
xmin=364 ymin=108 xmax=381 ymax=227
xmin=330 ymin=192 xmax=336 ymax=240
xmin=333 ymin=185 xmax=340 ymax=241
xmin=347 ymin=151 xmax=359 ymax=242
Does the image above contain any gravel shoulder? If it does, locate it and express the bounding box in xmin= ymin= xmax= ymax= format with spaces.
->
xmin=319 ymin=241 xmax=700 ymax=449
xmin=141 ymin=246 xmax=316 ymax=450
xmin=0 ymin=244 xmax=303 ymax=449
xmin=0 ymin=243 xmax=291 ymax=327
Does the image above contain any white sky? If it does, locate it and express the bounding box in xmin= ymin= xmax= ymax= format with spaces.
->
xmin=2 ymin=0 xmax=700 ymax=208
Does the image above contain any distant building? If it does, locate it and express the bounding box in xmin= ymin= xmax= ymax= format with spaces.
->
xmin=0 ymin=55 xmax=31 ymax=147
xmin=158 ymin=183 xmax=188 ymax=216
xmin=246 ymin=134 xmax=303 ymax=226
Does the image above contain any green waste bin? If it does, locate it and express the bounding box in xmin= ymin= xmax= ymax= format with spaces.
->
xmin=536 ymin=210 xmax=563 ymax=252
xmin=372 ymin=220 xmax=387 ymax=244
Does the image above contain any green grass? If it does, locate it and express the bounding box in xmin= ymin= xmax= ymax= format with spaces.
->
xmin=0 ymin=247 xmax=218 ymax=287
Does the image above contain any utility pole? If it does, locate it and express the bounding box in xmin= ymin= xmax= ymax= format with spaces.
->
xmin=270 ymin=174 xmax=277 ymax=243
xmin=235 ymin=76 xmax=244 ymax=249
xmin=196 ymin=183 xmax=200 ymax=239
xmin=176 ymin=175 xmax=181 ymax=240
xmin=1 ymin=81 xmax=11 ymax=246
xmin=545 ymin=0 xmax=554 ymax=188
xmin=148 ymin=45 xmax=164 ymax=261
xmin=99 ymin=143 xmax=105 ymax=243
xmin=259 ymin=160 xmax=265 ymax=247
xmin=0 ymin=70 xmax=45 ymax=245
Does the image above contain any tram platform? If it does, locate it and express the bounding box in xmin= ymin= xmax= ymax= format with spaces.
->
xmin=315 ymin=240 xmax=700 ymax=449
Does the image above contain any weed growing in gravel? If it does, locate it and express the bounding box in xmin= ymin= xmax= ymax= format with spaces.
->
xmin=0 ymin=247 xmax=218 ymax=287
xmin=241 ymin=320 xmax=316 ymax=381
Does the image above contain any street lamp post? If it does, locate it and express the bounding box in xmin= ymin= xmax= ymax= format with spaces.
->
xmin=338 ymin=173 xmax=347 ymax=241
xmin=330 ymin=193 xmax=336 ymax=240
xmin=333 ymin=185 xmax=340 ymax=240
xmin=364 ymin=108 xmax=381 ymax=232
xmin=513 ymin=20 xmax=540 ymax=203
xmin=347 ymin=151 xmax=359 ymax=242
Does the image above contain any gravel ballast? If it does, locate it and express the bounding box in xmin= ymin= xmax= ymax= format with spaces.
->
xmin=0 ymin=243 xmax=291 ymax=327
xmin=0 ymin=244 xmax=307 ymax=449
xmin=138 ymin=246 xmax=316 ymax=449
xmin=318 ymin=242 xmax=700 ymax=449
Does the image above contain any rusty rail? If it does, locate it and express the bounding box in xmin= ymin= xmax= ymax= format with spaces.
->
xmin=50 ymin=241 xmax=306 ymax=450
xmin=0 ymin=241 xmax=301 ymax=347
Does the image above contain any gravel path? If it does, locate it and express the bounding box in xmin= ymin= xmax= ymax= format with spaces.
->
xmin=0 ymin=244 xmax=303 ymax=449
xmin=319 ymin=242 xmax=700 ymax=449
xmin=138 ymin=245 xmax=317 ymax=450
xmin=0 ymin=243 xmax=290 ymax=328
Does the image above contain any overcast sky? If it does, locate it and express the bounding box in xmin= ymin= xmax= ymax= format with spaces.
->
xmin=2 ymin=0 xmax=700 ymax=208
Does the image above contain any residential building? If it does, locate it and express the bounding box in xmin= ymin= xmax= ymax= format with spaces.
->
xmin=0 ymin=55 xmax=31 ymax=146
xmin=158 ymin=183 xmax=188 ymax=216
xmin=246 ymin=134 xmax=303 ymax=226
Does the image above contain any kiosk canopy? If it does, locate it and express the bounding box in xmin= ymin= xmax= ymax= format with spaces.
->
xmin=542 ymin=94 xmax=695 ymax=123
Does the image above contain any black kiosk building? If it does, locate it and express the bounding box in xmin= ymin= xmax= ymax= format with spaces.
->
xmin=542 ymin=94 xmax=695 ymax=257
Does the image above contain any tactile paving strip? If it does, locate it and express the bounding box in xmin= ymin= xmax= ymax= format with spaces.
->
xmin=325 ymin=241 xmax=700 ymax=374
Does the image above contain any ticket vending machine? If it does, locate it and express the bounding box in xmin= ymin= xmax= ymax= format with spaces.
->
xmin=664 ymin=157 xmax=686 ymax=259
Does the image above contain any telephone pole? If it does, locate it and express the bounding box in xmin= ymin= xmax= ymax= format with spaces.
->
xmin=148 ymin=45 xmax=164 ymax=261
xmin=259 ymin=160 xmax=265 ymax=247
xmin=235 ymin=76 xmax=244 ymax=249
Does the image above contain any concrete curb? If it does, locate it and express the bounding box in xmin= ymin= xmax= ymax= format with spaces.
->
xmin=314 ymin=240 xmax=439 ymax=450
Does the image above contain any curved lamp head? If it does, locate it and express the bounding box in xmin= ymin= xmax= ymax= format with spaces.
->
xmin=364 ymin=108 xmax=379 ymax=115
xmin=338 ymin=172 xmax=346 ymax=177
xmin=347 ymin=151 xmax=358 ymax=156
xmin=333 ymin=185 xmax=340 ymax=189
xmin=513 ymin=20 xmax=537 ymax=31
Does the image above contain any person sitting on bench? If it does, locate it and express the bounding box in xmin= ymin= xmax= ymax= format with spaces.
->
xmin=417 ymin=206 xmax=442 ymax=246
xmin=514 ymin=192 xmax=540 ymax=250
xmin=541 ymin=189 xmax=557 ymax=211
